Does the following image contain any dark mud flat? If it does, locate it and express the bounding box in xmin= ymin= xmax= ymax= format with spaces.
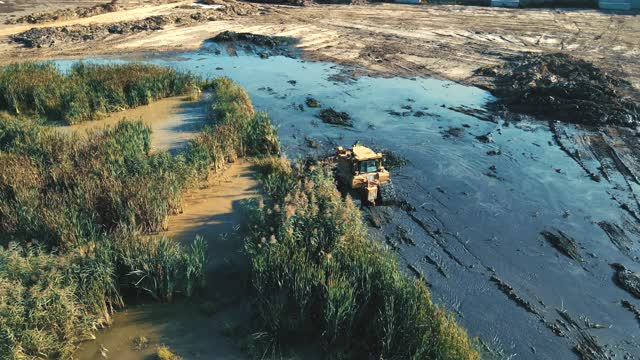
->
xmin=55 ymin=42 xmax=640 ymax=360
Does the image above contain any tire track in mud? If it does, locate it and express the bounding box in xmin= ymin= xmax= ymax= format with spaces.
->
xmin=598 ymin=221 xmax=640 ymax=263
xmin=393 ymin=176 xmax=622 ymax=358
xmin=549 ymin=120 xmax=602 ymax=182
xmin=550 ymin=121 xmax=640 ymax=231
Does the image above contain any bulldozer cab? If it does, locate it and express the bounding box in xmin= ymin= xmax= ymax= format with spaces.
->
xmin=335 ymin=144 xmax=394 ymax=205
xmin=358 ymin=159 xmax=380 ymax=174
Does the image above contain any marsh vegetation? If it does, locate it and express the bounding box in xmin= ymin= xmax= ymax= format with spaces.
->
xmin=0 ymin=62 xmax=199 ymax=124
xmin=245 ymin=158 xmax=479 ymax=359
xmin=0 ymin=69 xmax=277 ymax=359
xmin=0 ymin=66 xmax=475 ymax=359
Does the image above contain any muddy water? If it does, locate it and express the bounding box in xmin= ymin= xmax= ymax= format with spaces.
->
xmin=57 ymin=43 xmax=640 ymax=359
xmin=75 ymin=163 xmax=258 ymax=360
xmin=55 ymin=95 xmax=209 ymax=153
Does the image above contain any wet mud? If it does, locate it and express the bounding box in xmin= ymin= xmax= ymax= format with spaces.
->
xmin=208 ymin=30 xmax=297 ymax=58
xmin=622 ymin=300 xmax=640 ymax=322
xmin=541 ymin=229 xmax=581 ymax=261
xmin=612 ymin=263 xmax=640 ymax=299
xmin=57 ymin=40 xmax=640 ymax=359
xmin=476 ymin=53 xmax=640 ymax=128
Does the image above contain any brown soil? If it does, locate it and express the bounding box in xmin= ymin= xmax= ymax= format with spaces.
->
xmin=0 ymin=2 xmax=638 ymax=98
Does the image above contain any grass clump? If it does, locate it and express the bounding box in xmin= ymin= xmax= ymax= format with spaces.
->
xmin=0 ymin=243 xmax=121 ymax=360
xmin=156 ymin=345 xmax=182 ymax=360
xmin=183 ymin=77 xmax=280 ymax=178
xmin=116 ymin=232 xmax=207 ymax=301
xmin=133 ymin=336 xmax=149 ymax=350
xmin=305 ymin=97 xmax=321 ymax=108
xmin=245 ymin=160 xmax=479 ymax=359
xmin=0 ymin=62 xmax=200 ymax=124
xmin=0 ymin=115 xmax=193 ymax=248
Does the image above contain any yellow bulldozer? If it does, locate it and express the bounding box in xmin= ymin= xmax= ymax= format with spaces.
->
xmin=335 ymin=143 xmax=398 ymax=206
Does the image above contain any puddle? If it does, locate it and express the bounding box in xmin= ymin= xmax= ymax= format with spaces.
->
xmin=54 ymin=95 xmax=209 ymax=153
xmin=73 ymin=302 xmax=249 ymax=360
xmin=57 ymin=42 xmax=640 ymax=359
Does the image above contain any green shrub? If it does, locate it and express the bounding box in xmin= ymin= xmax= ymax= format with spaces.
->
xmin=245 ymin=161 xmax=479 ymax=359
xmin=181 ymin=77 xmax=280 ymax=180
xmin=116 ymin=232 xmax=207 ymax=301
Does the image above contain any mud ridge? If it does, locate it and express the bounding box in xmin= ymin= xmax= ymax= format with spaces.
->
xmin=541 ymin=229 xmax=581 ymax=261
xmin=574 ymin=331 xmax=610 ymax=360
xmin=448 ymin=106 xmax=497 ymax=123
xmin=549 ymin=121 xmax=601 ymax=182
xmin=621 ymin=300 xmax=640 ymax=323
xmin=211 ymin=30 xmax=292 ymax=48
xmin=405 ymin=211 xmax=466 ymax=268
xmin=318 ymin=108 xmax=353 ymax=127
xmin=424 ymin=253 xmax=448 ymax=278
xmin=611 ymin=263 xmax=640 ymax=298
xmin=407 ymin=264 xmax=431 ymax=287
xmin=490 ymin=275 xmax=540 ymax=315
xmin=598 ymin=222 xmax=634 ymax=259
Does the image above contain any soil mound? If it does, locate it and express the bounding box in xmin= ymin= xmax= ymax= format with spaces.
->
xmin=211 ymin=31 xmax=292 ymax=48
xmin=476 ymin=53 xmax=640 ymax=128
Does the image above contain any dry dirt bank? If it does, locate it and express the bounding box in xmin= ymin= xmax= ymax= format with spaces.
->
xmin=0 ymin=2 xmax=638 ymax=94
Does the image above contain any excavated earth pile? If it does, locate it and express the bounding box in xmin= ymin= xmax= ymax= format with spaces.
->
xmin=211 ymin=30 xmax=292 ymax=48
xmin=5 ymin=0 xmax=121 ymax=25
xmin=10 ymin=4 xmax=260 ymax=49
xmin=476 ymin=53 xmax=640 ymax=128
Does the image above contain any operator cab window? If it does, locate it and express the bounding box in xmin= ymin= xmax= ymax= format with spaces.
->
xmin=359 ymin=160 xmax=378 ymax=173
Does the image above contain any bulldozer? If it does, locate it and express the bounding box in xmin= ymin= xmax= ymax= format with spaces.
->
xmin=334 ymin=143 xmax=397 ymax=206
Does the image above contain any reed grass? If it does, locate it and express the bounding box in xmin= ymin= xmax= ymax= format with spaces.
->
xmin=0 ymin=74 xmax=281 ymax=359
xmin=0 ymin=62 xmax=199 ymax=124
xmin=0 ymin=242 xmax=121 ymax=360
xmin=0 ymin=71 xmax=478 ymax=359
xmin=246 ymin=158 xmax=480 ymax=359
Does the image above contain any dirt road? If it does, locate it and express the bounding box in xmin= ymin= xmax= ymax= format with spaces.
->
xmin=1 ymin=1 xmax=638 ymax=94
